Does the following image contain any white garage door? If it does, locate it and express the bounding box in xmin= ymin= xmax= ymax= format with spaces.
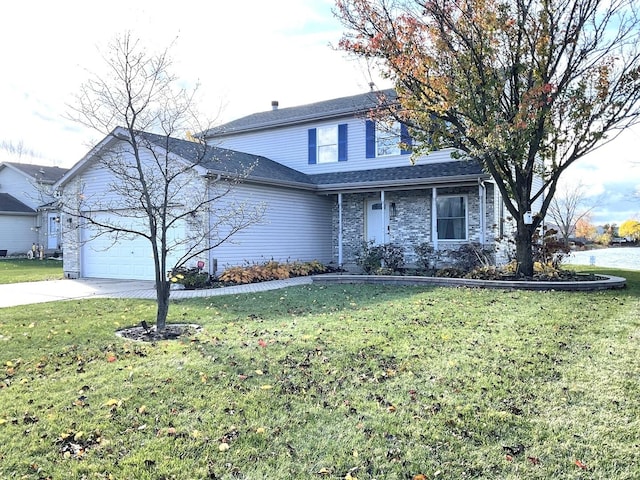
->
xmin=81 ymin=213 xmax=182 ymax=280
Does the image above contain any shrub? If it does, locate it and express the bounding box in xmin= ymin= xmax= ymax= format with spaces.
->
xmin=219 ymin=260 xmax=330 ymax=285
xmin=355 ymin=241 xmax=384 ymax=274
xmin=532 ymin=228 xmax=570 ymax=268
xmin=169 ymin=267 xmax=211 ymax=289
xmin=414 ymin=242 xmax=441 ymax=272
xmin=452 ymin=242 xmax=494 ymax=272
xmin=381 ymin=243 xmax=405 ymax=272
xmin=355 ymin=242 xmax=405 ymax=274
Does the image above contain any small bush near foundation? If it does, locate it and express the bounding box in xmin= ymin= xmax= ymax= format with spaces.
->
xmin=219 ymin=260 xmax=329 ymax=285
xmin=355 ymin=242 xmax=405 ymax=274
xmin=169 ymin=267 xmax=211 ymax=289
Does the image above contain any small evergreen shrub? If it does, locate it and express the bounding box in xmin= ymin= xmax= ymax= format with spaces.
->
xmin=169 ymin=267 xmax=211 ymax=289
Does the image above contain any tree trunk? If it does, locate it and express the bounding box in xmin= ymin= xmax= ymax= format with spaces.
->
xmin=515 ymin=222 xmax=534 ymax=277
xmin=155 ymin=280 xmax=171 ymax=332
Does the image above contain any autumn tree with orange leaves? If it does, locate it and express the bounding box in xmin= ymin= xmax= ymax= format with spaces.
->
xmin=336 ymin=0 xmax=640 ymax=275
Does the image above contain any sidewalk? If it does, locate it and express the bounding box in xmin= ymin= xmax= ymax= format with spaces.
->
xmin=0 ymin=276 xmax=313 ymax=308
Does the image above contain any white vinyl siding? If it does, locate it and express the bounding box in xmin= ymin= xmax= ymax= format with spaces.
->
xmin=209 ymin=182 xmax=333 ymax=273
xmin=211 ymin=118 xmax=455 ymax=175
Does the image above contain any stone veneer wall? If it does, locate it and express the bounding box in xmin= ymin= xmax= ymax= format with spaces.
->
xmin=332 ymin=185 xmax=501 ymax=270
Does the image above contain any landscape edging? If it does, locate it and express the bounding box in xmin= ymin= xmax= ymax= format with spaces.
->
xmin=311 ymin=273 xmax=626 ymax=291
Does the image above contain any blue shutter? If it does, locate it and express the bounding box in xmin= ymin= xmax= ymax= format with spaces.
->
xmin=308 ymin=128 xmax=317 ymax=164
xmin=365 ymin=120 xmax=376 ymax=158
xmin=338 ymin=123 xmax=348 ymax=161
xmin=400 ymin=123 xmax=412 ymax=155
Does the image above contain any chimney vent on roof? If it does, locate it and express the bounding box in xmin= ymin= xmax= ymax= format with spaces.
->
xmin=271 ymin=100 xmax=279 ymax=111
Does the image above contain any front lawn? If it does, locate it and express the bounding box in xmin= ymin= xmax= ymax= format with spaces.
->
xmin=0 ymin=268 xmax=638 ymax=479
xmin=0 ymin=258 xmax=63 ymax=284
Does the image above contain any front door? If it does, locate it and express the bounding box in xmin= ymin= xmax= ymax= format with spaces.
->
xmin=366 ymin=200 xmax=390 ymax=245
xmin=47 ymin=213 xmax=60 ymax=249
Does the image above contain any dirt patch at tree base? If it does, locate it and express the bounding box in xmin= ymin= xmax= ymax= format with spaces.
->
xmin=116 ymin=323 xmax=202 ymax=342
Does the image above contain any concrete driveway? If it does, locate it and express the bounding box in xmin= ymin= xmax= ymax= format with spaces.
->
xmin=0 ymin=278 xmax=156 ymax=308
xmin=0 ymin=276 xmax=313 ymax=308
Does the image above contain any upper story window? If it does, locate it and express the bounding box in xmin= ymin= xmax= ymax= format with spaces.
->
xmin=376 ymin=121 xmax=401 ymax=156
xmin=437 ymin=195 xmax=467 ymax=240
xmin=366 ymin=120 xmax=412 ymax=158
xmin=308 ymin=124 xmax=348 ymax=164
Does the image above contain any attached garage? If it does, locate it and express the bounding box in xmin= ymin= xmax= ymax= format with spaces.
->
xmin=80 ymin=212 xmax=183 ymax=280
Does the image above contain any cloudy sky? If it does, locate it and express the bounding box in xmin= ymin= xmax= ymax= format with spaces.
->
xmin=1 ymin=0 xmax=638 ymax=224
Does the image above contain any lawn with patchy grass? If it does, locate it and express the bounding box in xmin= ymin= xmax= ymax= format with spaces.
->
xmin=0 ymin=258 xmax=63 ymax=284
xmin=0 ymin=268 xmax=638 ymax=479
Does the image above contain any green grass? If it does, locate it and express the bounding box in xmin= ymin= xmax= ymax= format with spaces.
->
xmin=0 ymin=258 xmax=63 ymax=284
xmin=0 ymin=268 xmax=638 ymax=479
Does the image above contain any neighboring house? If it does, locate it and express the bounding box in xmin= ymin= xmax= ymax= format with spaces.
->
xmin=55 ymin=90 xmax=508 ymax=280
xmin=0 ymin=162 xmax=68 ymax=256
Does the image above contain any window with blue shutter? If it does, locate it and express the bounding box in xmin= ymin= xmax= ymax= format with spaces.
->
xmin=400 ymin=123 xmax=412 ymax=155
xmin=308 ymin=128 xmax=317 ymax=164
xmin=338 ymin=123 xmax=348 ymax=161
xmin=365 ymin=120 xmax=376 ymax=158
xmin=309 ymin=124 xmax=348 ymax=163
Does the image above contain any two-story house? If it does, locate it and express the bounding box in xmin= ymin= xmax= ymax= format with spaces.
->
xmin=0 ymin=162 xmax=68 ymax=256
xmin=55 ymin=90 xmax=504 ymax=280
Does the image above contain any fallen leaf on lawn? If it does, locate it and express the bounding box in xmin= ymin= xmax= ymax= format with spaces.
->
xmin=260 ymin=384 xmax=273 ymax=390
xmin=106 ymin=355 xmax=117 ymax=363
xmin=387 ymin=405 xmax=397 ymax=413
xmin=527 ymin=456 xmax=540 ymax=465
xmin=317 ymin=467 xmax=331 ymax=475
xmin=218 ymin=442 xmax=230 ymax=452
xmin=255 ymin=369 xmax=264 ymax=375
xmin=575 ymin=459 xmax=588 ymax=470
xmin=104 ymin=399 xmax=121 ymax=408
xmin=138 ymin=405 xmax=147 ymax=414
xmin=412 ymin=475 xmax=427 ymax=480
xmin=256 ymin=427 xmax=265 ymax=434
xmin=258 ymin=339 xmax=267 ymax=348
xmin=345 ymin=473 xmax=358 ymax=480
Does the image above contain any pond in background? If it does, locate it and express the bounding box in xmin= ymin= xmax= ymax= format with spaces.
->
xmin=564 ymin=247 xmax=640 ymax=271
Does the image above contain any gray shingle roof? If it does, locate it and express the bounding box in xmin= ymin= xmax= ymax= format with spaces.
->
xmin=0 ymin=193 xmax=36 ymax=213
xmin=2 ymin=162 xmax=68 ymax=184
xmin=140 ymin=132 xmax=314 ymax=187
xmin=308 ymin=160 xmax=487 ymax=190
xmin=139 ymin=130 xmax=486 ymax=190
xmin=202 ymin=89 xmax=397 ymax=137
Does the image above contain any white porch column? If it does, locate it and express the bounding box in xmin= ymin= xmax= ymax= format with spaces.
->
xmin=338 ymin=193 xmax=343 ymax=267
xmin=380 ymin=190 xmax=385 ymax=243
xmin=432 ymin=187 xmax=438 ymax=250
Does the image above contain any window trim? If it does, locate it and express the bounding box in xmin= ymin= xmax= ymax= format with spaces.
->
xmin=436 ymin=194 xmax=468 ymax=241
xmin=308 ymin=124 xmax=348 ymax=164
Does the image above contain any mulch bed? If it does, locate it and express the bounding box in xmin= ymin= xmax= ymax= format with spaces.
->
xmin=116 ymin=323 xmax=202 ymax=342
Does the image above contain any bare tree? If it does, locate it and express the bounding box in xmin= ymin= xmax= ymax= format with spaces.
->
xmin=64 ymin=33 xmax=263 ymax=331
xmin=547 ymin=181 xmax=601 ymax=246
xmin=0 ymin=140 xmax=43 ymax=162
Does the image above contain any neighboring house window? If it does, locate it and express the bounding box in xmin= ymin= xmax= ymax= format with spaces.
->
xmin=437 ymin=195 xmax=467 ymax=240
xmin=366 ymin=120 xmax=412 ymax=158
xmin=308 ymin=124 xmax=348 ymax=164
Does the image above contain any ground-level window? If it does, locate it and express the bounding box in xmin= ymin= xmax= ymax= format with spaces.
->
xmin=437 ymin=195 xmax=467 ymax=240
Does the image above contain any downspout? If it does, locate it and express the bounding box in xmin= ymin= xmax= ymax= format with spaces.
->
xmin=478 ymin=178 xmax=486 ymax=245
xmin=432 ymin=187 xmax=438 ymax=250
xmin=207 ymin=172 xmax=222 ymax=275
xmin=338 ymin=193 xmax=343 ymax=267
